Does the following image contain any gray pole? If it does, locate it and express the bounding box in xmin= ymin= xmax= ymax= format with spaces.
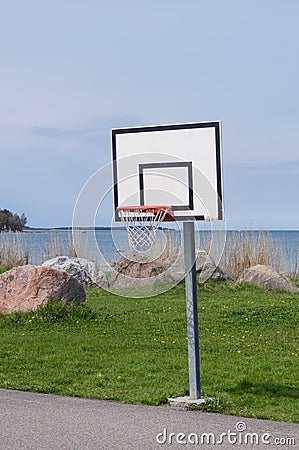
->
xmin=183 ymin=221 xmax=201 ymax=399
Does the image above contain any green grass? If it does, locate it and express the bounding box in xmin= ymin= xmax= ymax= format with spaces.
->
xmin=0 ymin=280 xmax=298 ymax=423
xmin=0 ymin=266 xmax=12 ymax=274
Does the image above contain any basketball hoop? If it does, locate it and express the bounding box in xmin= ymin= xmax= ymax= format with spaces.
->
xmin=117 ymin=205 xmax=175 ymax=251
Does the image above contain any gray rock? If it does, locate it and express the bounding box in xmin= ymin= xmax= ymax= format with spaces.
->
xmin=109 ymin=251 xmax=170 ymax=288
xmin=158 ymin=251 xmax=219 ymax=283
xmin=42 ymin=256 xmax=108 ymax=288
xmin=239 ymin=264 xmax=299 ymax=293
xmin=196 ymin=250 xmax=237 ymax=282
xmin=196 ymin=250 xmax=217 ymax=281
xmin=212 ymin=268 xmax=237 ymax=281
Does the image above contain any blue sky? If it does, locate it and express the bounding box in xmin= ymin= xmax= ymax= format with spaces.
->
xmin=1 ymin=0 xmax=298 ymax=229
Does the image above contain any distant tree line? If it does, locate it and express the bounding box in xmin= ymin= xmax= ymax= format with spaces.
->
xmin=0 ymin=209 xmax=27 ymax=231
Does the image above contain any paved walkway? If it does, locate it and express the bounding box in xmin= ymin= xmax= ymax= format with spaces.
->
xmin=0 ymin=389 xmax=298 ymax=449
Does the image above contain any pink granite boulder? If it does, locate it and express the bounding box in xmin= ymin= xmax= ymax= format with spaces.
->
xmin=0 ymin=265 xmax=86 ymax=314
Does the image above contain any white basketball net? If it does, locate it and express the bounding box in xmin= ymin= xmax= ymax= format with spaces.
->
xmin=118 ymin=207 xmax=171 ymax=250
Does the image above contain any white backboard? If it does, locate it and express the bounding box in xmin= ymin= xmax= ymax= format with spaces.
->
xmin=112 ymin=121 xmax=224 ymax=221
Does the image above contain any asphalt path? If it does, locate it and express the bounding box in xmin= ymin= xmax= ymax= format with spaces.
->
xmin=0 ymin=389 xmax=298 ymax=449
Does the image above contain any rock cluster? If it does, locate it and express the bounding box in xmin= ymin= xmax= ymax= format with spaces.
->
xmin=109 ymin=250 xmax=236 ymax=289
xmin=1 ymin=257 xmax=297 ymax=315
xmin=109 ymin=251 xmax=298 ymax=294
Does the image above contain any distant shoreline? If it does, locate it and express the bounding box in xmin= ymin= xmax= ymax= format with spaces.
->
xmin=23 ymin=226 xmax=114 ymax=231
xmin=21 ymin=227 xmax=299 ymax=232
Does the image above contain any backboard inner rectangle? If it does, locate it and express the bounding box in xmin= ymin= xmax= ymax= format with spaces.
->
xmin=139 ymin=162 xmax=193 ymax=211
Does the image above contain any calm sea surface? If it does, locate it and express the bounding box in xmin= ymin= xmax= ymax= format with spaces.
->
xmin=1 ymin=229 xmax=298 ymax=274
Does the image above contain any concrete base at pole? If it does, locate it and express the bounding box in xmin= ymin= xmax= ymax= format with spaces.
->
xmin=168 ymin=396 xmax=213 ymax=410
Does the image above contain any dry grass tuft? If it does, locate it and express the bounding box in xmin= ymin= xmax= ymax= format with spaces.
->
xmin=152 ymin=228 xmax=181 ymax=260
xmin=0 ymin=232 xmax=29 ymax=267
xmin=221 ymin=231 xmax=290 ymax=277
xmin=41 ymin=230 xmax=66 ymax=261
xmin=42 ymin=229 xmax=93 ymax=261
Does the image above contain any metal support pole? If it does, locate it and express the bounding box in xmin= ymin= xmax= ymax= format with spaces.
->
xmin=183 ymin=221 xmax=201 ymax=399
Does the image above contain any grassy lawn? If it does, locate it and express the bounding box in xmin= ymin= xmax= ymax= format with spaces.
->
xmin=0 ymin=279 xmax=298 ymax=423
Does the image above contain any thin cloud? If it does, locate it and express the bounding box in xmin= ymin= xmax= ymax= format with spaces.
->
xmin=228 ymin=161 xmax=299 ymax=175
xmin=28 ymin=126 xmax=104 ymax=138
xmin=28 ymin=115 xmax=145 ymax=138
